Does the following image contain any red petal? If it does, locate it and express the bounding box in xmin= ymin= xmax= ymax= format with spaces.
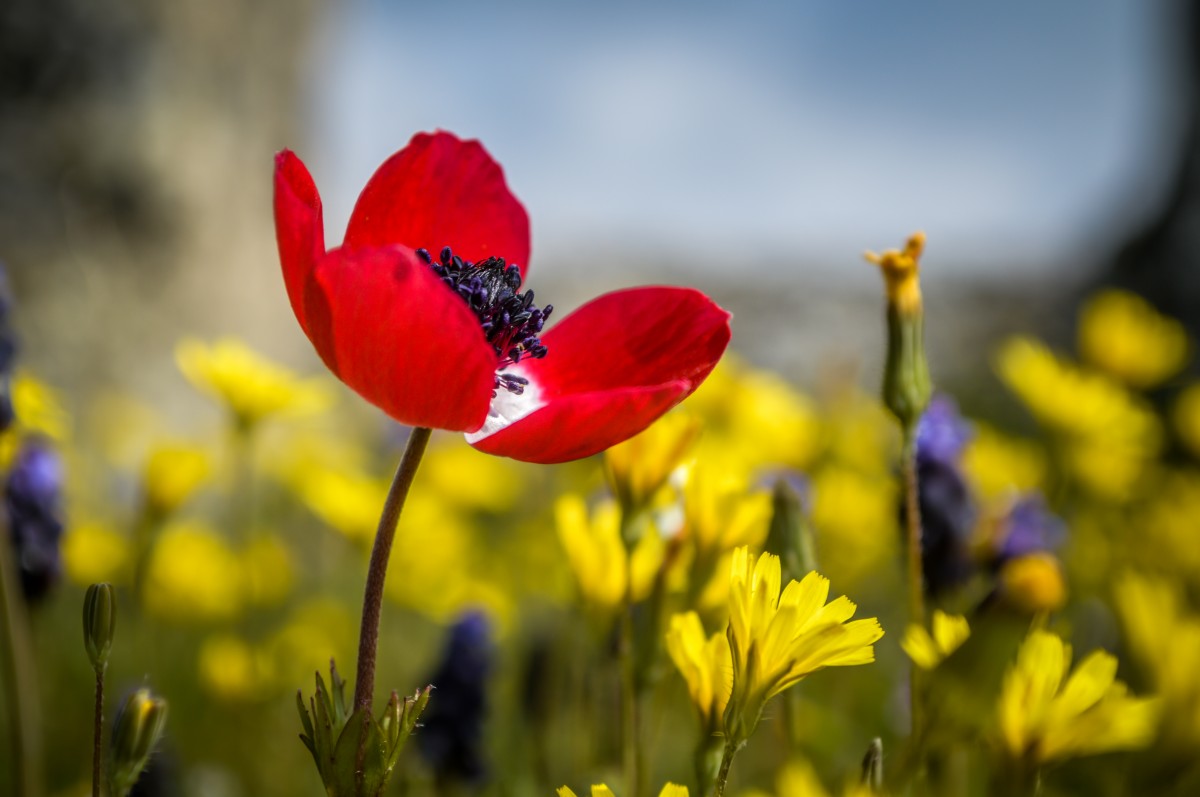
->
xmin=470 ymin=286 xmax=731 ymax=462
xmin=303 ymin=246 xmax=499 ymax=432
xmin=343 ymin=131 xmax=532 ymax=277
xmin=274 ymin=150 xmax=327 ymax=336
xmin=470 ymin=382 xmax=689 ymax=464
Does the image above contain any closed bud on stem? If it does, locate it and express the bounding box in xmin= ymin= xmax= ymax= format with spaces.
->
xmin=83 ymin=583 xmax=116 ymax=673
xmin=765 ymin=477 xmax=816 ymax=584
xmin=860 ymin=737 xmax=883 ymax=791
xmin=866 ymin=233 xmax=932 ymax=428
xmin=109 ymin=688 xmax=168 ymax=797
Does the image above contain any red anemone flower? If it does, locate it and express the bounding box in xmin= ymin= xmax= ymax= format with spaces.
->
xmin=273 ymin=130 xmax=730 ymax=464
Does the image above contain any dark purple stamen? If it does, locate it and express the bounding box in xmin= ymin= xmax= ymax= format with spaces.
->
xmin=421 ymin=246 xmax=550 ymax=395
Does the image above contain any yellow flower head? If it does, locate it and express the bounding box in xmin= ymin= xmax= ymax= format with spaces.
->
xmin=63 ymin=522 xmax=131 ymax=585
xmin=725 ymin=547 xmax=882 ymax=742
xmin=142 ymin=520 xmax=243 ymax=623
xmin=142 ymin=442 xmax=210 ymax=515
xmin=555 ymin=495 xmax=662 ymax=615
xmin=176 ymin=337 xmax=332 ymax=429
xmin=558 ymin=784 xmax=687 ymax=797
xmin=901 ymin=610 xmax=970 ymax=670
xmin=997 ymin=629 xmax=1159 ymax=764
xmin=604 ymin=410 xmax=700 ymax=514
xmin=998 ymin=553 xmax=1067 ymax=615
xmin=198 ymin=634 xmax=273 ymax=702
xmin=1078 ymin=289 xmax=1188 ymax=390
xmin=961 ymin=423 xmax=1046 ymax=501
xmin=865 ymin=231 xmax=925 ymax=314
xmin=775 ymin=758 xmax=875 ymax=797
xmin=666 ymin=611 xmax=732 ymax=731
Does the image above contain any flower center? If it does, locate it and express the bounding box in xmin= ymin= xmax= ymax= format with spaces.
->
xmin=415 ymin=247 xmax=552 ymax=396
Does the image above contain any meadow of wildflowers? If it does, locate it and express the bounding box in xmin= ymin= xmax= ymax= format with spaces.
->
xmin=1 ymin=130 xmax=1197 ymax=797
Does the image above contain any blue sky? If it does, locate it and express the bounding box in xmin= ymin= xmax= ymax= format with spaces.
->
xmin=303 ymin=0 xmax=1179 ymax=279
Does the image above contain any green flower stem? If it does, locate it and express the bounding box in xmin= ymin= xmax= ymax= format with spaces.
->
xmin=711 ymin=737 xmax=740 ymax=797
xmin=901 ymin=426 xmax=926 ymax=741
xmin=353 ymin=426 xmax=432 ymax=714
xmin=619 ymin=585 xmax=642 ymax=797
xmin=0 ymin=520 xmax=43 ymax=797
xmin=92 ymin=668 xmax=105 ymax=797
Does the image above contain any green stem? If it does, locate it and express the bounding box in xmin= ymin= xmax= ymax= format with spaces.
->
xmin=619 ymin=587 xmax=641 ymax=797
xmin=350 ymin=427 xmax=432 ymax=793
xmin=901 ymin=427 xmax=926 ymax=741
xmin=0 ymin=521 xmax=43 ymax=797
xmin=353 ymin=426 xmax=432 ymax=713
xmin=711 ymin=738 xmax=739 ymax=797
xmin=92 ymin=668 xmax=105 ymax=797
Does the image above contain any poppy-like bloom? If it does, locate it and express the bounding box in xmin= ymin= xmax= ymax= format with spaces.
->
xmin=274 ymin=131 xmax=731 ymax=463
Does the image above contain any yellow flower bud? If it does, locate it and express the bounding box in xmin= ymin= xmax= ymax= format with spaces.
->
xmin=109 ymin=688 xmax=168 ymax=797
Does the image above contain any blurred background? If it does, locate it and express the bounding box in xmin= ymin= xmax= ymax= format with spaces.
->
xmin=2 ymin=0 xmax=1197 ymax=405
xmin=4 ymin=1 xmax=1200 ymax=796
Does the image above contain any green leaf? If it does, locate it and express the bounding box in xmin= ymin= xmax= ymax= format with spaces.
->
xmin=331 ymin=709 xmax=389 ymax=797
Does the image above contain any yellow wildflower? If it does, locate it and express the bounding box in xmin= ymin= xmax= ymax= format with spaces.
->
xmin=996 ymin=629 xmax=1159 ymax=764
xmin=996 ymin=337 xmax=1161 ymax=498
xmin=1172 ymin=383 xmax=1200 ymax=460
xmin=864 ymin=231 xmax=925 ymax=315
xmin=998 ymin=553 xmax=1067 ymax=614
xmin=175 ymin=337 xmax=332 ymax=429
xmin=682 ymin=459 xmax=772 ymax=606
xmin=962 ymin=423 xmax=1046 ymax=500
xmin=810 ymin=465 xmax=897 ymax=587
xmin=11 ymin=372 xmax=70 ymax=440
xmin=901 ymin=610 xmax=970 ymax=670
xmin=774 ymin=758 xmax=875 ymax=797
xmin=241 ymin=534 xmax=294 ymax=606
xmin=555 ymin=495 xmax=662 ymax=615
xmin=1078 ymin=289 xmax=1188 ymax=389
xmin=422 ymin=438 xmax=525 ymax=512
xmin=666 ymin=611 xmax=732 ymax=731
xmin=1115 ymin=572 xmax=1200 ymax=749
xmin=725 ymin=547 xmax=882 ymax=742
xmin=142 ymin=442 xmax=210 ymax=515
xmin=63 ymin=522 xmax=131 ymax=585
xmin=142 ymin=520 xmax=243 ymax=622
xmin=605 ymin=410 xmax=700 ymax=514
xmin=198 ymin=634 xmax=272 ymax=702
xmin=558 ymin=784 xmax=687 ymax=797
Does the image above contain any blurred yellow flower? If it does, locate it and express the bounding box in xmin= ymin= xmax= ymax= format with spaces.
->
xmin=422 ymin=438 xmax=525 ymax=512
xmin=1078 ymin=289 xmax=1188 ymax=390
xmin=962 ymin=423 xmax=1046 ymax=501
xmin=267 ymin=599 xmax=356 ymax=688
xmin=176 ymin=337 xmax=332 ymax=429
xmin=142 ymin=520 xmax=243 ymax=622
xmin=198 ymin=634 xmax=272 ymax=702
xmin=11 ymin=372 xmax=70 ymax=440
xmin=384 ymin=490 xmax=482 ymax=621
xmin=998 ymin=553 xmax=1067 ymax=615
xmin=294 ymin=465 xmax=389 ymax=543
xmin=555 ymin=495 xmax=662 ymax=615
xmin=810 ymin=465 xmax=897 ymax=587
xmin=997 ymin=629 xmax=1159 ymax=764
xmin=996 ymin=337 xmax=1161 ymax=498
xmin=1172 ymin=383 xmax=1200 ymax=460
xmin=558 ymin=784 xmax=687 ymax=797
xmin=142 ymin=442 xmax=210 ymax=515
xmin=687 ymin=358 xmax=822 ymax=472
xmin=770 ymin=758 xmax=875 ymax=797
xmin=1115 ymin=572 xmax=1200 ymax=749
xmin=682 ymin=460 xmax=771 ymax=607
xmin=63 ymin=522 xmax=131 ymax=585
xmin=901 ymin=610 xmax=970 ymax=670
xmin=605 ymin=410 xmax=700 ymax=514
xmin=865 ymin=231 xmax=925 ymax=314
xmin=725 ymin=547 xmax=882 ymax=742
xmin=666 ymin=611 xmax=732 ymax=731
xmin=241 ymin=534 xmax=294 ymax=606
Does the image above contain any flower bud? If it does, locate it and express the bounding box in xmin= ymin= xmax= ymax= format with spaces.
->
xmin=109 ymin=688 xmax=168 ymax=797
xmin=866 ymin=233 xmax=932 ymax=428
xmin=764 ymin=476 xmax=816 ymax=584
xmin=861 ymin=737 xmax=884 ymax=791
xmin=83 ymin=582 xmax=116 ymax=672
